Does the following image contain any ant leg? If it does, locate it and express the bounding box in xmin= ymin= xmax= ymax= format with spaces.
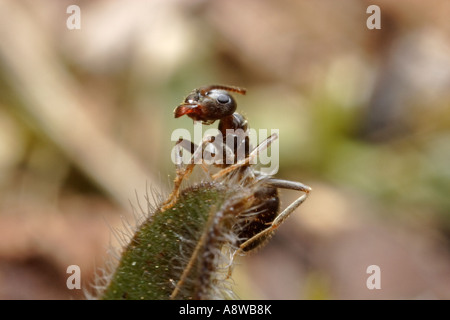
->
xmin=212 ymin=132 xmax=278 ymax=179
xmin=176 ymin=139 xmax=209 ymax=175
xmin=176 ymin=139 xmax=223 ymax=175
xmin=161 ymin=136 xmax=215 ymax=211
xmin=161 ymin=139 xmax=189 ymax=211
xmin=238 ymin=178 xmax=311 ymax=252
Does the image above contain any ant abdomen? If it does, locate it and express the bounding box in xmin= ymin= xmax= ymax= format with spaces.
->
xmin=237 ymin=185 xmax=280 ymax=252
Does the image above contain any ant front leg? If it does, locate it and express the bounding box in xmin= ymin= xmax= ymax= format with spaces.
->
xmin=238 ymin=178 xmax=311 ymax=253
xmin=161 ymin=136 xmax=215 ymax=211
xmin=174 ymin=139 xmax=211 ymax=174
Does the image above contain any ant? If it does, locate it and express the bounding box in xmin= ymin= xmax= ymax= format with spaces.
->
xmin=162 ymin=85 xmax=311 ymax=254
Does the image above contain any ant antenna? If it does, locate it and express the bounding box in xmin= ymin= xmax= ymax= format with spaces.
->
xmin=200 ymin=85 xmax=246 ymax=96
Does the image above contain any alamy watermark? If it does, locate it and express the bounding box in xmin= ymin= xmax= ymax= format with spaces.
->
xmin=170 ymin=122 xmax=279 ymax=176
xmin=66 ymin=4 xmax=381 ymax=31
xmin=366 ymin=264 xmax=381 ymax=290
xmin=366 ymin=5 xmax=381 ymax=30
xmin=66 ymin=5 xmax=81 ymax=30
xmin=66 ymin=265 xmax=81 ymax=290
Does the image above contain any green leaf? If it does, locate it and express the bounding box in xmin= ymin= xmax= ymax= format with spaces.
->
xmin=101 ymin=181 xmax=248 ymax=300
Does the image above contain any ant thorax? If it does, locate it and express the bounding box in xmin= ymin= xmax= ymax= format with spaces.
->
xmin=171 ymin=121 xmax=280 ymax=175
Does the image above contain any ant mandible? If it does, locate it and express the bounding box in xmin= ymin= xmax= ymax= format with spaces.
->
xmin=162 ymin=85 xmax=311 ymax=253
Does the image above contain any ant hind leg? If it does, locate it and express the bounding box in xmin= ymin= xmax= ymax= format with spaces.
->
xmin=238 ymin=178 xmax=311 ymax=252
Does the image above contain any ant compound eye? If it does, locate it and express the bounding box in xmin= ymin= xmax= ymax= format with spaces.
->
xmin=216 ymin=94 xmax=231 ymax=105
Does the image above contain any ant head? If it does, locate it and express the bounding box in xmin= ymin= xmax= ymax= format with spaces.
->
xmin=174 ymin=85 xmax=246 ymax=125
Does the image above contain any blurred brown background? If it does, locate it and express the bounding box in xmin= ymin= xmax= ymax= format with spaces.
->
xmin=0 ymin=0 xmax=450 ymax=299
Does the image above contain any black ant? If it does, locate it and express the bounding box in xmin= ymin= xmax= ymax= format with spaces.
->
xmin=163 ymin=85 xmax=311 ymax=254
